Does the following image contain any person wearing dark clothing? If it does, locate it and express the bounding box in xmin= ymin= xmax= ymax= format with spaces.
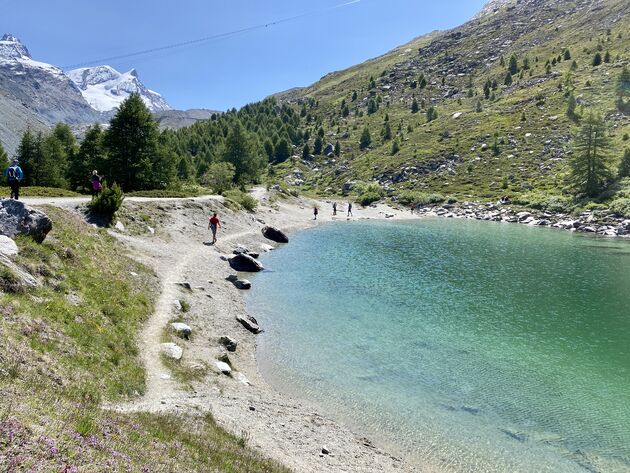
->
xmin=347 ymin=202 xmax=353 ymax=217
xmin=91 ymin=170 xmax=103 ymax=196
xmin=332 ymin=202 xmax=337 ymax=216
xmin=313 ymin=206 xmax=319 ymax=220
xmin=6 ymin=160 xmax=23 ymax=200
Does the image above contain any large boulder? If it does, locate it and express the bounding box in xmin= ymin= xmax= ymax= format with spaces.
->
xmin=228 ymin=253 xmax=264 ymax=272
xmin=236 ymin=315 xmax=262 ymax=334
xmin=262 ymin=226 xmax=289 ymax=243
xmin=0 ymin=199 xmax=52 ymax=243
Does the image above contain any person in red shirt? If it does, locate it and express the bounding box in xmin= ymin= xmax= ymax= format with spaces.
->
xmin=208 ymin=213 xmax=221 ymax=244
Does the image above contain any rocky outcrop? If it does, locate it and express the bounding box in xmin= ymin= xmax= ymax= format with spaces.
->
xmin=262 ymin=226 xmax=289 ymax=244
xmin=160 ymin=342 xmax=183 ymax=360
xmin=228 ymin=253 xmax=264 ymax=272
xmin=0 ymin=200 xmax=52 ymax=243
xmin=226 ymin=274 xmax=252 ymax=290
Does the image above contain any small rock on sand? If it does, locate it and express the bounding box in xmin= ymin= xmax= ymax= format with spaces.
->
xmin=170 ymin=322 xmax=192 ymax=339
xmin=216 ymin=361 xmax=232 ymax=375
xmin=160 ymin=342 xmax=183 ymax=360
xmin=219 ymin=336 xmax=238 ymax=352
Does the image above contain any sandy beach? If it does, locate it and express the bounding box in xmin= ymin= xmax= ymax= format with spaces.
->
xmin=99 ymin=189 xmax=430 ymax=473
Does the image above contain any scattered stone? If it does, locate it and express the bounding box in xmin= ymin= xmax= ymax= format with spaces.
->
xmin=236 ymin=315 xmax=262 ymax=334
xmin=114 ymin=221 xmax=125 ymax=232
xmin=0 ymin=235 xmax=18 ymax=256
xmin=228 ymin=253 xmax=264 ymax=272
xmin=262 ymin=226 xmax=289 ymax=243
xmin=147 ymin=226 xmax=155 ymax=234
xmin=160 ymin=343 xmax=183 ymax=360
xmin=0 ymin=199 xmax=52 ymax=243
xmin=226 ymin=275 xmax=252 ymax=289
xmin=219 ymin=336 xmax=238 ymax=352
xmin=129 ymin=271 xmax=139 ymax=277
xmin=233 ymin=245 xmax=250 ymax=255
xmin=261 ymin=243 xmax=275 ymax=252
xmin=176 ymin=282 xmax=192 ymax=290
xmin=236 ymin=372 xmax=251 ymax=386
xmin=173 ymin=300 xmax=182 ymax=312
xmin=322 ymin=447 xmax=330 ymax=455
xmin=170 ymin=322 xmax=192 ymax=340
xmin=216 ymin=361 xmax=232 ymax=375
xmin=249 ymin=406 xmax=256 ymax=411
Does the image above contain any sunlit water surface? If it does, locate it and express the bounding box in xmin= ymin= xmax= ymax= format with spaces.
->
xmin=246 ymin=219 xmax=630 ymax=472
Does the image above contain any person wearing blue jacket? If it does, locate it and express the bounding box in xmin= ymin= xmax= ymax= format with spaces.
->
xmin=6 ymin=159 xmax=24 ymax=200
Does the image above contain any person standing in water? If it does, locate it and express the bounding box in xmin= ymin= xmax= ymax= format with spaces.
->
xmin=332 ymin=202 xmax=337 ymax=216
xmin=313 ymin=206 xmax=319 ymax=220
xmin=208 ymin=212 xmax=221 ymax=244
xmin=347 ymin=202 xmax=353 ymax=217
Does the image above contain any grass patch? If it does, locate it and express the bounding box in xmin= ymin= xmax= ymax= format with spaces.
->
xmin=224 ymin=190 xmax=258 ymax=211
xmin=0 ymin=186 xmax=80 ymax=197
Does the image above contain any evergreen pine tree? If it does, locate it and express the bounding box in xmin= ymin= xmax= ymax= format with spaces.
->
xmin=382 ymin=122 xmax=392 ymax=141
xmin=351 ymin=90 xmax=358 ymax=101
xmin=483 ymin=81 xmax=491 ymax=99
xmin=426 ymin=106 xmax=438 ymax=122
xmin=334 ymin=141 xmax=341 ymax=156
xmin=418 ymin=74 xmax=427 ymax=89
xmin=221 ymin=122 xmax=264 ymax=186
xmin=359 ymin=127 xmax=371 ymax=150
xmin=69 ymin=124 xmax=107 ymax=191
xmin=274 ymin=138 xmax=291 ymax=163
xmin=593 ymin=52 xmax=602 ymax=66
xmin=476 ymin=99 xmax=483 ymax=113
xmin=104 ymin=94 xmax=173 ymax=191
xmin=564 ymin=49 xmax=571 ymax=60
xmin=391 ymin=139 xmax=400 ymax=155
xmin=302 ymin=143 xmax=311 ymax=159
xmin=616 ymin=66 xmax=630 ymax=112
xmin=313 ymin=136 xmax=323 ymax=155
xmin=508 ymin=54 xmax=519 ymax=74
xmin=411 ymin=97 xmax=419 ymax=114
xmin=367 ymin=99 xmax=378 ymax=115
xmin=568 ymin=113 xmax=613 ymax=197
xmin=263 ymin=139 xmax=274 ymax=160
xmin=504 ymin=71 xmax=513 ymax=86
xmin=604 ymin=51 xmax=611 ymax=63
xmin=618 ymin=148 xmax=630 ymax=179
xmin=16 ymin=129 xmax=43 ymax=186
xmin=566 ymin=93 xmax=577 ymax=118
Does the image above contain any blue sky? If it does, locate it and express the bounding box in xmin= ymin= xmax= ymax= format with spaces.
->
xmin=2 ymin=0 xmax=486 ymax=111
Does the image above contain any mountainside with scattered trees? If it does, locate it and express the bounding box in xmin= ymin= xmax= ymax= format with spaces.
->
xmin=8 ymin=0 xmax=630 ymax=218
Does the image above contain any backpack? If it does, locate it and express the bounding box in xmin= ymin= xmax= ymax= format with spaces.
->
xmin=7 ymin=166 xmax=17 ymax=180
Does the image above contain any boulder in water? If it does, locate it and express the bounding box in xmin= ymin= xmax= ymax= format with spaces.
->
xmin=262 ymin=226 xmax=289 ymax=243
xmin=236 ymin=315 xmax=262 ymax=334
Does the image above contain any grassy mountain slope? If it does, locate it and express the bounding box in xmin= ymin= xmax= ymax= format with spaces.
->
xmin=273 ymin=0 xmax=630 ymax=204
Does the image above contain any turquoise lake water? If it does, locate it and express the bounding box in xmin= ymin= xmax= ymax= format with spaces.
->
xmin=246 ymin=219 xmax=630 ymax=472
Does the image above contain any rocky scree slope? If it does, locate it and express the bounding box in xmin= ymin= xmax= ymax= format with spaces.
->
xmin=271 ymin=0 xmax=629 ymax=201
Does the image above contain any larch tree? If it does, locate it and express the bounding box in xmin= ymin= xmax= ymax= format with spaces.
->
xmin=568 ymin=113 xmax=613 ymax=197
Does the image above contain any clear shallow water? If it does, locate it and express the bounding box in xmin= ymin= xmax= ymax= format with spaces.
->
xmin=246 ymin=219 xmax=630 ymax=472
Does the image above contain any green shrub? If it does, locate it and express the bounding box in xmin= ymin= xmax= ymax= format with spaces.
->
xmin=398 ymin=191 xmax=446 ymax=206
xmin=358 ymin=191 xmax=382 ymax=206
xmin=89 ymin=182 xmax=124 ymax=221
xmin=609 ymin=198 xmax=630 ymax=217
xmin=512 ymin=193 xmax=572 ymax=213
xmin=224 ymin=190 xmax=258 ymax=211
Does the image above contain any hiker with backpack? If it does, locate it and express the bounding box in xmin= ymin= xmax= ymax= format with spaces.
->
xmin=91 ymin=170 xmax=103 ymax=196
xmin=6 ymin=160 xmax=23 ymax=200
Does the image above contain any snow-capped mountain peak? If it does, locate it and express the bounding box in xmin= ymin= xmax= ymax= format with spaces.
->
xmin=67 ymin=65 xmax=171 ymax=113
xmin=0 ymin=33 xmax=31 ymax=60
